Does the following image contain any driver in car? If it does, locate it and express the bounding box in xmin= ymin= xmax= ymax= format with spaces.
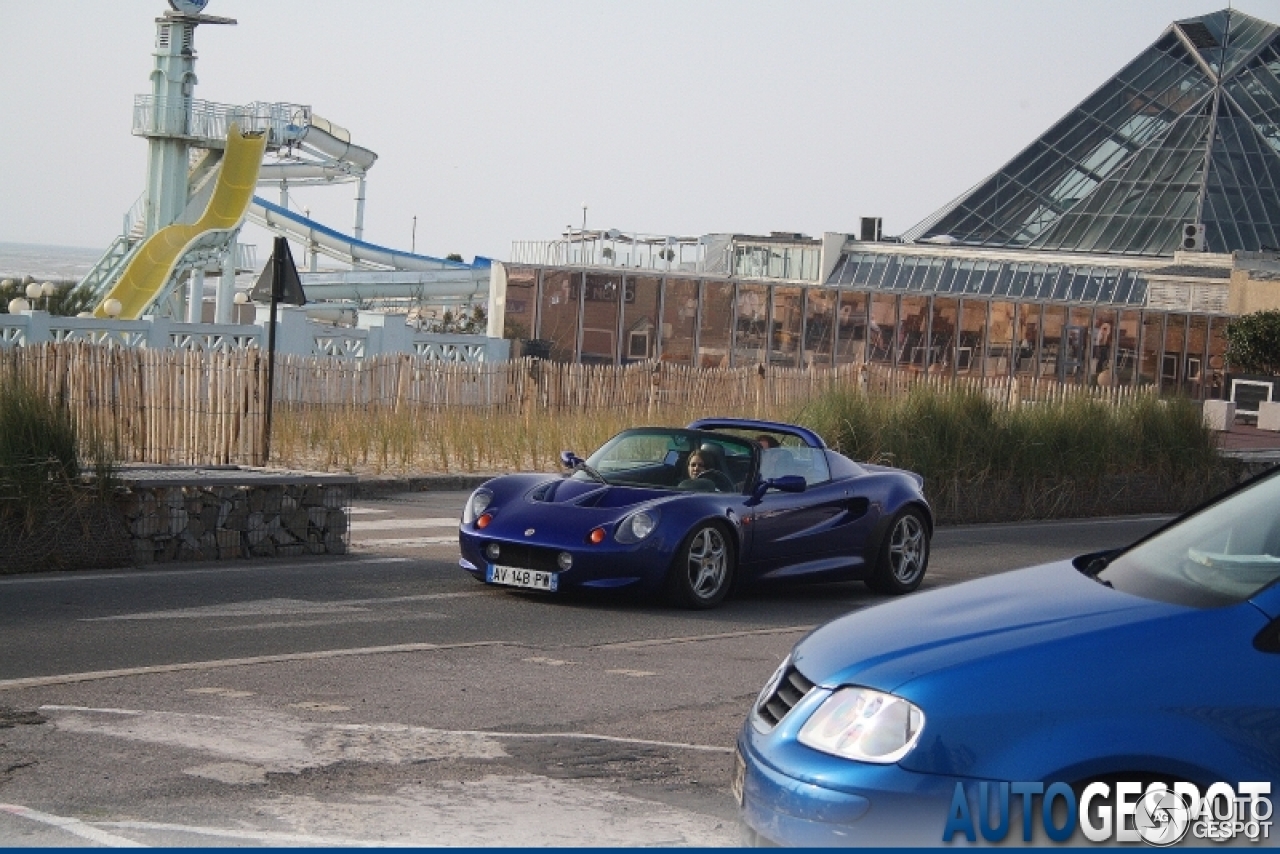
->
xmin=680 ymin=452 xmax=717 ymax=491
xmin=680 ymin=450 xmax=735 ymax=492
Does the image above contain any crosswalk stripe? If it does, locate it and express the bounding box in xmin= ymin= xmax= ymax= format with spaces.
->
xmin=350 ymin=518 xmax=458 ymax=531
xmin=352 ymin=536 xmax=456 ymax=547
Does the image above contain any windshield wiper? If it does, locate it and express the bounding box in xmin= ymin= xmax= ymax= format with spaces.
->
xmin=572 ymin=461 xmax=608 ymax=484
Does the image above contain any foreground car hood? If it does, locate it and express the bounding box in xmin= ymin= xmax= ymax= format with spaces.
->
xmin=790 ymin=563 xmax=1277 ymax=781
xmin=794 ymin=562 xmax=1177 ymax=692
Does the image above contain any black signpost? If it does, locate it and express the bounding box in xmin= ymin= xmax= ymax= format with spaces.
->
xmin=250 ymin=236 xmax=307 ymax=464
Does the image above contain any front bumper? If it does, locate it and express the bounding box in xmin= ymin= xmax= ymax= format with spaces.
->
xmin=737 ymin=725 xmax=964 ymax=847
xmin=458 ymin=524 xmax=673 ymax=593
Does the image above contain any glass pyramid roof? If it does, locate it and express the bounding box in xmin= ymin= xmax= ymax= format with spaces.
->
xmin=909 ymin=10 xmax=1280 ymax=256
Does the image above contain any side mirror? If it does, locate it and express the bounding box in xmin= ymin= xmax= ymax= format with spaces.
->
xmin=560 ymin=450 xmax=582 ymax=469
xmin=746 ymin=474 xmax=807 ymax=506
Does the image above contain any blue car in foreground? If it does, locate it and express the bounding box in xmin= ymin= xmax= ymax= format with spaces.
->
xmin=458 ymin=418 xmax=931 ymax=609
xmin=736 ymin=467 xmax=1280 ymax=846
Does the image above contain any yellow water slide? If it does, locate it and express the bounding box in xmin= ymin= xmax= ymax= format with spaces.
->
xmin=96 ymin=124 xmax=267 ymax=319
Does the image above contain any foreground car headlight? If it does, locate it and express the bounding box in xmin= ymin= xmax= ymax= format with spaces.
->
xmin=615 ymin=510 xmax=658 ymax=543
xmin=462 ymin=489 xmax=493 ymax=525
xmin=797 ymin=687 xmax=925 ymax=764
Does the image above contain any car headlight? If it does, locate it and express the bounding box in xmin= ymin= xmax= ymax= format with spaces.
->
xmin=615 ymin=510 xmax=658 ymax=543
xmin=463 ymin=489 xmax=493 ymax=525
xmin=797 ymin=687 xmax=925 ymax=764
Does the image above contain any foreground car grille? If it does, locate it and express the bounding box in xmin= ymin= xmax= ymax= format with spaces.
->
xmin=485 ymin=542 xmax=562 ymax=573
xmin=754 ymin=664 xmax=815 ymax=730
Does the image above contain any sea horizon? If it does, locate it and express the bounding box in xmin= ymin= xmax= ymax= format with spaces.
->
xmin=0 ymin=240 xmax=102 ymax=282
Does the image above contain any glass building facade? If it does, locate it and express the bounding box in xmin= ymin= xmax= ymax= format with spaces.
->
xmin=501 ymin=258 xmax=1231 ymax=398
xmin=909 ymin=10 xmax=1280 ymax=256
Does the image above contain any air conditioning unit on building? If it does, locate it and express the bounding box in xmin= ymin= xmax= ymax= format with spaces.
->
xmin=1181 ymin=222 xmax=1206 ymax=251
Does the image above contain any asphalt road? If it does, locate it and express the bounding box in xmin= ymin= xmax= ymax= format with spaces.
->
xmin=0 ymin=491 xmax=1168 ymax=846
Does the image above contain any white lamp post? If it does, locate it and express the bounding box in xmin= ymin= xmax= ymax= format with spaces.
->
xmin=8 ymin=298 xmax=30 ymax=314
xmin=25 ymin=282 xmax=41 ymax=302
xmin=40 ymin=281 xmax=55 ymax=310
xmin=103 ymin=298 xmax=123 ymax=318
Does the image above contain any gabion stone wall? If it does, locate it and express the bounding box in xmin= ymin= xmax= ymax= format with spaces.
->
xmin=118 ymin=483 xmax=351 ymax=564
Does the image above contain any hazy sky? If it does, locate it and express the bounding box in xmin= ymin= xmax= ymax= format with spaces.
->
xmin=3 ymin=1 xmax=1278 ymax=263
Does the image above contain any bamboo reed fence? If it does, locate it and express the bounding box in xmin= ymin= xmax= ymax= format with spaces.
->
xmin=0 ymin=342 xmax=268 ymax=467
xmin=0 ymin=342 xmax=1152 ymax=468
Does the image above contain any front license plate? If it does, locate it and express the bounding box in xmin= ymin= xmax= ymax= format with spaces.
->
xmin=731 ymin=750 xmax=746 ymax=807
xmin=487 ymin=564 xmax=558 ymax=592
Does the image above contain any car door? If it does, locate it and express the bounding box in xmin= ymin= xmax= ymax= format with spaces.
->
xmin=743 ymin=448 xmax=852 ymax=572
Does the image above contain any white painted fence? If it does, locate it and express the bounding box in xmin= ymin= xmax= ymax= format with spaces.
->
xmin=0 ymin=308 xmax=508 ymax=363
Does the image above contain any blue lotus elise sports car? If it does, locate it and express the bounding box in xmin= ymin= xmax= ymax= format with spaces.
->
xmin=457 ymin=418 xmax=931 ymax=609
xmin=736 ymin=466 xmax=1280 ymax=846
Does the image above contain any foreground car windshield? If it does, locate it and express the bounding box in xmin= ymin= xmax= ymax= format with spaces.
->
xmin=579 ymin=429 xmax=756 ymax=491
xmin=1099 ymin=469 xmax=1280 ymax=607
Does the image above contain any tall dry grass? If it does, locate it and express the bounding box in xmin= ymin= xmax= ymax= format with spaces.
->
xmin=793 ymin=385 xmax=1227 ymax=520
xmin=794 ymin=385 xmax=1218 ymax=482
xmin=0 ymin=370 xmax=125 ymax=571
xmin=270 ymin=402 xmax=756 ymax=474
xmin=270 ymin=381 xmax=1221 ymax=484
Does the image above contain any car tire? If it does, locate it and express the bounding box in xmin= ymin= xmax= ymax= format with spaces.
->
xmin=866 ymin=507 xmax=929 ymax=595
xmin=666 ymin=522 xmax=735 ymax=609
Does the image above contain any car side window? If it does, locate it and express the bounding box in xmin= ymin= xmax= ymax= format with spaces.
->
xmin=763 ymin=448 xmax=830 ymax=487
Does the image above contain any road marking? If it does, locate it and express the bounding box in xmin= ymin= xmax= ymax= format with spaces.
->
xmin=0 ymin=803 xmax=146 ymax=847
xmin=351 ymin=517 xmax=458 ymax=531
xmin=40 ymin=706 xmax=508 ymax=775
xmin=482 ymin=729 xmax=733 ymax=754
xmin=185 ymin=688 xmax=255 ymax=698
xmin=352 ymin=536 xmax=456 ymax=547
xmin=593 ymin=625 xmax=816 ymax=650
xmin=0 ymin=640 xmax=510 ymax=691
xmin=83 ymin=590 xmax=487 ymax=622
xmin=99 ymin=775 xmax=731 ymax=845
xmin=605 ymin=669 xmax=657 ymax=677
xmin=39 ymin=705 xmax=734 ymax=756
xmin=347 ymin=507 xmax=389 ymax=515
xmin=0 ymin=557 xmax=408 ymax=587
xmin=96 ymin=819 xmax=407 ymax=847
xmin=522 ymin=656 xmax=574 ymax=666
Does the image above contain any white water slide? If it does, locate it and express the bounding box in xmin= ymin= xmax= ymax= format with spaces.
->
xmin=248 ymin=114 xmax=492 ymax=303
xmin=247 ymin=198 xmax=491 ymax=302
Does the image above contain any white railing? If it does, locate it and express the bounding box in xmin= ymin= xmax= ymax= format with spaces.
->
xmin=0 ymin=310 xmax=508 ymax=364
xmin=233 ymin=242 xmax=257 ymax=273
xmin=123 ymin=192 xmax=147 ymax=239
xmin=133 ymin=97 xmax=310 ymax=146
xmin=510 ymin=230 xmax=708 ymax=273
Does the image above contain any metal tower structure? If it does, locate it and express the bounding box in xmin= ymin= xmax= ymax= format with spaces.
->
xmin=141 ymin=2 xmax=236 ymax=237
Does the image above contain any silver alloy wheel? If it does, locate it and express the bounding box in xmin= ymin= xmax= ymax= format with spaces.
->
xmin=686 ymin=526 xmax=729 ymax=599
xmin=888 ymin=513 xmax=927 ymax=584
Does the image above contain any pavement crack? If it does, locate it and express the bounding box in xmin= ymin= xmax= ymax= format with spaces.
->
xmin=0 ymin=707 xmax=46 ymax=728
